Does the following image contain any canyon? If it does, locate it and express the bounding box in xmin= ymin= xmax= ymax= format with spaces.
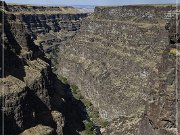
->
xmin=0 ymin=1 xmax=180 ymax=135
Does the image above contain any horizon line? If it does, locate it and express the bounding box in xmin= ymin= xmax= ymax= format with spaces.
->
xmin=6 ymin=2 xmax=180 ymax=7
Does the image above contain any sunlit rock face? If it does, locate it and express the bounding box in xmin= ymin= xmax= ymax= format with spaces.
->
xmin=58 ymin=5 xmax=180 ymax=134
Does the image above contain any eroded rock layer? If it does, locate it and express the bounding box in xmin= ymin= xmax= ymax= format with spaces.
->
xmin=58 ymin=5 xmax=180 ymax=134
xmin=6 ymin=4 xmax=88 ymax=52
xmin=0 ymin=4 xmax=64 ymax=135
xmin=1 ymin=2 xmax=180 ymax=135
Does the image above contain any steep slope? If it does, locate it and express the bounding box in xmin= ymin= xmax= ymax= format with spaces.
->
xmin=0 ymin=7 xmax=64 ymax=135
xmin=0 ymin=2 xmax=91 ymax=135
xmin=57 ymin=5 xmax=180 ymax=134
xmin=1 ymin=2 xmax=180 ymax=135
xmin=6 ymin=3 xmax=88 ymax=73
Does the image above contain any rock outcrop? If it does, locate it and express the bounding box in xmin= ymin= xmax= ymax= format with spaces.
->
xmin=57 ymin=5 xmax=180 ymax=134
xmin=20 ymin=125 xmax=55 ymax=135
xmin=6 ymin=4 xmax=88 ymax=51
xmin=0 ymin=2 xmax=90 ymax=135
xmin=5 ymin=4 xmax=88 ymax=73
xmin=0 ymin=4 xmax=64 ymax=135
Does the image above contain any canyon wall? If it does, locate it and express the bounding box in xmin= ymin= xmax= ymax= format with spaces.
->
xmin=6 ymin=4 xmax=88 ymax=49
xmin=1 ymin=2 xmax=180 ymax=135
xmin=0 ymin=5 xmax=64 ymax=135
xmin=6 ymin=4 xmax=88 ymax=73
xmin=57 ymin=5 xmax=180 ymax=134
xmin=0 ymin=2 xmax=91 ymax=135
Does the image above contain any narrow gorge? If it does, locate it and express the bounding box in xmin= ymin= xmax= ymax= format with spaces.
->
xmin=0 ymin=1 xmax=180 ymax=135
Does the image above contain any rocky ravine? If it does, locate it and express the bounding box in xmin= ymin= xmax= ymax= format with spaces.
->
xmin=1 ymin=2 xmax=180 ymax=135
xmin=57 ymin=5 xmax=180 ymax=135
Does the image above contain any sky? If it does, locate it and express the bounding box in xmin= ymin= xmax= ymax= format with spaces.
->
xmin=4 ymin=0 xmax=179 ymax=6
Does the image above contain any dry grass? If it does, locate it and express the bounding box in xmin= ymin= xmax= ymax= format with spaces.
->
xmin=7 ymin=4 xmax=81 ymax=14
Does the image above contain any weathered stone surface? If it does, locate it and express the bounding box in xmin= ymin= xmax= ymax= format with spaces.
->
xmin=1 ymin=2 xmax=180 ymax=135
xmin=0 ymin=50 xmax=57 ymax=134
xmin=51 ymin=111 xmax=64 ymax=135
xmin=94 ymin=5 xmax=179 ymax=23
xmin=0 ymin=76 xmax=31 ymax=134
xmin=57 ymin=5 xmax=179 ymax=134
xmin=20 ymin=124 xmax=54 ymax=135
xmin=0 ymin=4 xmax=65 ymax=134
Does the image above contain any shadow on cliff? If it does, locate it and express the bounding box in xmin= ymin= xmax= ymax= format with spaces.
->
xmin=0 ymin=112 xmax=22 ymax=135
xmin=0 ymin=43 xmax=27 ymax=81
xmin=4 ymin=15 xmax=22 ymax=54
xmin=27 ymin=89 xmax=58 ymax=134
xmin=0 ymin=88 xmax=57 ymax=135
xmin=0 ymin=15 xmax=26 ymax=80
xmin=51 ymin=74 xmax=88 ymax=135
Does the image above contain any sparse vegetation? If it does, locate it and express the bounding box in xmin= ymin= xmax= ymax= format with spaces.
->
xmin=70 ymin=84 xmax=84 ymax=100
xmin=83 ymin=99 xmax=93 ymax=108
xmin=84 ymin=121 xmax=94 ymax=135
xmin=169 ymin=48 xmax=177 ymax=55
xmin=101 ymin=120 xmax=109 ymax=128
xmin=70 ymin=84 xmax=78 ymax=94
xmin=60 ymin=80 xmax=108 ymax=132
xmin=60 ymin=76 xmax=68 ymax=84
xmin=89 ymin=110 xmax=99 ymax=119
xmin=74 ymin=93 xmax=84 ymax=100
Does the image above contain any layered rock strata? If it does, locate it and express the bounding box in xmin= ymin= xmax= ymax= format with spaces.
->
xmin=0 ymin=6 xmax=64 ymax=135
xmin=1 ymin=2 xmax=180 ymax=135
xmin=58 ymin=5 xmax=180 ymax=134
xmin=6 ymin=4 xmax=88 ymax=52
xmin=4 ymin=4 xmax=88 ymax=74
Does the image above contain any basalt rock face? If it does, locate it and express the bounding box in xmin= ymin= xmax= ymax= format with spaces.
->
xmin=0 ymin=7 xmax=64 ymax=135
xmin=21 ymin=13 xmax=87 ymax=37
xmin=0 ymin=2 xmax=90 ymax=135
xmin=0 ymin=2 xmax=92 ymax=135
xmin=6 ymin=4 xmax=88 ymax=53
xmin=5 ymin=4 xmax=88 ymax=74
xmin=58 ymin=5 xmax=180 ymax=134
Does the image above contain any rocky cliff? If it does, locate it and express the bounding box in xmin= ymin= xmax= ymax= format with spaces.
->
xmin=5 ymin=4 xmax=88 ymax=73
xmin=0 ymin=5 xmax=65 ymax=135
xmin=0 ymin=2 xmax=91 ymax=135
xmin=6 ymin=4 xmax=87 ymax=48
xmin=1 ymin=2 xmax=180 ymax=135
xmin=57 ymin=5 xmax=180 ymax=135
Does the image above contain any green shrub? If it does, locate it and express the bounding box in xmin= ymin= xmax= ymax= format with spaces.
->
xmin=70 ymin=84 xmax=78 ymax=94
xmin=74 ymin=93 xmax=84 ymax=100
xmin=84 ymin=121 xmax=94 ymax=135
xmin=84 ymin=100 xmax=93 ymax=108
xmin=60 ymin=76 xmax=68 ymax=84
xmin=90 ymin=110 xmax=99 ymax=119
xmin=169 ymin=48 xmax=176 ymax=55
xmin=101 ymin=120 xmax=109 ymax=128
